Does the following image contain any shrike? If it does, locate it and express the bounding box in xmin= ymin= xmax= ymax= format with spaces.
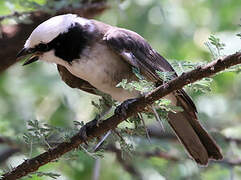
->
xmin=17 ymin=14 xmax=222 ymax=165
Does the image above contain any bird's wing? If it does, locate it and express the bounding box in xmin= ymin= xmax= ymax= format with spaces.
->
xmin=103 ymin=28 xmax=196 ymax=112
xmin=57 ymin=65 xmax=98 ymax=95
xmin=104 ymin=28 xmax=223 ymax=164
xmin=104 ymin=28 xmax=176 ymax=82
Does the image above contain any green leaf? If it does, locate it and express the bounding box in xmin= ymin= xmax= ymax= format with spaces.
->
xmin=28 ymin=171 xmax=60 ymax=179
xmin=205 ymin=35 xmax=226 ymax=59
xmin=156 ymin=71 xmax=175 ymax=82
xmin=187 ymin=77 xmax=213 ymax=93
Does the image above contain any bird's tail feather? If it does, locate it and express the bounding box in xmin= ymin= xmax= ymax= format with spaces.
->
xmin=167 ymin=96 xmax=223 ymax=165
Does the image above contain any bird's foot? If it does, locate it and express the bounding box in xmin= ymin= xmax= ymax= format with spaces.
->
xmin=115 ymin=98 xmax=138 ymax=117
xmin=79 ymin=125 xmax=88 ymax=145
xmin=94 ymin=115 xmax=103 ymax=127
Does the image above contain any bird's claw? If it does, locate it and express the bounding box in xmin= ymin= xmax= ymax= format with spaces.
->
xmin=115 ymin=98 xmax=138 ymax=117
xmin=79 ymin=125 xmax=88 ymax=145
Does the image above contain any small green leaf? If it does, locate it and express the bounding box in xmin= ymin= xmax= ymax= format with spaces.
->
xmin=156 ymin=71 xmax=175 ymax=82
xmin=205 ymin=35 xmax=226 ymax=59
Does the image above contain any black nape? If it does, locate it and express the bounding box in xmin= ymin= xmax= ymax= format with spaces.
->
xmin=46 ymin=23 xmax=94 ymax=62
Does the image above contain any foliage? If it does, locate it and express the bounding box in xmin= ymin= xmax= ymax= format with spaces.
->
xmin=204 ymin=35 xmax=226 ymax=60
xmin=27 ymin=172 xmax=60 ymax=179
xmin=0 ymin=0 xmax=241 ymax=180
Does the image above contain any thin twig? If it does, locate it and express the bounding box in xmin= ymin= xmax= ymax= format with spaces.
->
xmin=148 ymin=125 xmax=241 ymax=145
xmin=219 ymin=159 xmax=241 ymax=166
xmin=141 ymin=148 xmax=179 ymax=161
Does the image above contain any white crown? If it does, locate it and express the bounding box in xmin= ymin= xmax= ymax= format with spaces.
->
xmin=24 ymin=14 xmax=90 ymax=48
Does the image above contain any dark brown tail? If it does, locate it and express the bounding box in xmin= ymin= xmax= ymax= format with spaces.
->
xmin=167 ymin=93 xmax=223 ymax=165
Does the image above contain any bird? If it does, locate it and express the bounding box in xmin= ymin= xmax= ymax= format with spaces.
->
xmin=16 ymin=14 xmax=223 ymax=165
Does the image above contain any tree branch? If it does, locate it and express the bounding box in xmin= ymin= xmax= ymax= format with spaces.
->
xmin=140 ymin=149 xmax=179 ymax=161
xmin=219 ymin=159 xmax=241 ymax=166
xmin=1 ymin=52 xmax=241 ymax=179
xmin=148 ymin=125 xmax=241 ymax=145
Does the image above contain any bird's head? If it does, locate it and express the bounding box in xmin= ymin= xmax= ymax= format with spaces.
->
xmin=17 ymin=14 xmax=95 ymax=66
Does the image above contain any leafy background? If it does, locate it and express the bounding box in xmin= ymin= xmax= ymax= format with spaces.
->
xmin=0 ymin=0 xmax=241 ymax=179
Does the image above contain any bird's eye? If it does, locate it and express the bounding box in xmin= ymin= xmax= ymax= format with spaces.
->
xmin=37 ymin=43 xmax=49 ymax=52
xmin=27 ymin=48 xmax=35 ymax=54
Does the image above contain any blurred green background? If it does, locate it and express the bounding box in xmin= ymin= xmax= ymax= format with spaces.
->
xmin=0 ymin=0 xmax=241 ymax=179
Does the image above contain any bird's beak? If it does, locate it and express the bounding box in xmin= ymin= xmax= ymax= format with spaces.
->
xmin=16 ymin=48 xmax=39 ymax=66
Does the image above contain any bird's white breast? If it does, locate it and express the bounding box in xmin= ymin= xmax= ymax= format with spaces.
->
xmin=63 ymin=43 xmax=140 ymax=102
xmin=40 ymin=43 xmax=177 ymax=104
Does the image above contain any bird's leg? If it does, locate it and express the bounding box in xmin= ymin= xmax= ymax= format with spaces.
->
xmin=138 ymin=113 xmax=151 ymax=143
xmin=115 ymin=98 xmax=138 ymax=117
xmin=93 ymin=130 xmax=112 ymax=152
xmin=93 ymin=98 xmax=138 ymax=151
xmin=92 ymin=107 xmax=113 ymax=151
xmin=93 ymin=93 xmax=114 ymax=126
xmin=79 ymin=125 xmax=88 ymax=146
xmin=150 ymin=104 xmax=165 ymax=132
xmin=93 ymin=97 xmax=113 ymax=150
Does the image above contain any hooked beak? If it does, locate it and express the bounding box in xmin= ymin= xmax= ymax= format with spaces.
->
xmin=16 ymin=48 xmax=39 ymax=66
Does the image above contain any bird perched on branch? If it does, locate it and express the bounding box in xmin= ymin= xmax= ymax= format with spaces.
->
xmin=17 ymin=14 xmax=223 ymax=165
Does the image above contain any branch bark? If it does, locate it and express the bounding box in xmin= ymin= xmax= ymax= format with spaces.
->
xmin=1 ymin=52 xmax=241 ymax=179
xmin=219 ymin=159 xmax=241 ymax=166
xmin=0 ymin=1 xmax=108 ymax=73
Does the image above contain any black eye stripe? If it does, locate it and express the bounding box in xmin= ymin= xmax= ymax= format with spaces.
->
xmin=35 ymin=43 xmax=50 ymax=52
xmin=27 ymin=48 xmax=35 ymax=54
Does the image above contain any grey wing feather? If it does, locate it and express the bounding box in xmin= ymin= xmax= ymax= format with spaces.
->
xmin=104 ymin=28 xmax=177 ymax=81
xmin=103 ymin=28 xmax=224 ymax=164
xmin=104 ymin=28 xmax=196 ymax=112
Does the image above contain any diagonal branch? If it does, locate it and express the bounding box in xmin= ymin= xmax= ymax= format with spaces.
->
xmin=1 ymin=52 xmax=241 ymax=179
